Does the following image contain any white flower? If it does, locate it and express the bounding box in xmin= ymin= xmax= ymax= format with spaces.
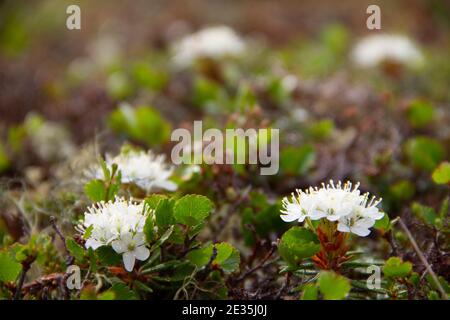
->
xmin=351 ymin=34 xmax=423 ymax=68
xmin=280 ymin=180 xmax=384 ymax=237
xmin=77 ymin=198 xmax=153 ymax=271
xmin=172 ymin=26 xmax=245 ymax=67
xmin=98 ymin=149 xmax=177 ymax=193
xmin=112 ymin=232 xmax=150 ymax=272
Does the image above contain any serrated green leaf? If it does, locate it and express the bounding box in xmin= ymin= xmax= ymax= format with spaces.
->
xmin=187 ymin=244 xmax=213 ymax=268
xmin=66 ymin=238 xmax=85 ymax=263
xmin=154 ymin=198 xmax=174 ymax=229
xmin=383 ymin=257 xmax=412 ymax=278
xmin=318 ymin=271 xmax=350 ymax=300
xmin=144 ymin=194 xmax=168 ymax=210
xmin=278 ymin=227 xmax=321 ymax=266
xmin=173 ymin=195 xmax=213 ymax=226
xmin=110 ymin=282 xmax=138 ymax=300
xmin=214 ymin=242 xmax=240 ymax=274
xmin=84 ymin=179 xmax=106 ymax=202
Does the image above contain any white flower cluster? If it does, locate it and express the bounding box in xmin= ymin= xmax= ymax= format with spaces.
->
xmin=77 ymin=198 xmax=152 ymax=271
xmin=98 ymin=149 xmax=177 ymax=193
xmin=351 ymin=34 xmax=423 ymax=68
xmin=280 ymin=180 xmax=384 ymax=237
xmin=172 ymin=26 xmax=245 ymax=67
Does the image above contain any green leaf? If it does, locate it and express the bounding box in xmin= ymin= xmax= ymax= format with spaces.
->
xmin=301 ymin=283 xmax=318 ymax=300
xmin=0 ymin=252 xmax=22 ymax=282
xmin=84 ymin=180 xmax=106 ymax=202
xmin=383 ymin=257 xmax=412 ymax=278
xmin=406 ymin=100 xmax=435 ymax=128
xmin=96 ymin=246 xmax=122 ymax=266
xmin=106 ymin=71 xmax=133 ymax=100
xmin=143 ymin=215 xmax=156 ymax=244
xmin=144 ymin=194 xmax=168 ymax=210
xmin=390 ymin=180 xmax=415 ymax=200
xmin=154 ymin=198 xmax=175 ymax=229
xmin=187 ymin=244 xmax=213 ymax=268
xmin=214 ymin=243 xmax=240 ymax=274
xmin=278 ymin=227 xmax=321 ymax=266
xmin=308 ymin=119 xmax=334 ymax=140
xmin=404 ymin=136 xmax=445 ymax=172
xmin=110 ymin=282 xmax=138 ymax=300
xmin=438 ymin=197 xmax=449 ymax=220
xmin=318 ymin=271 xmax=350 ymax=300
xmin=280 ymin=145 xmax=316 ymax=176
xmin=411 ymin=202 xmax=438 ymax=226
xmin=66 ymin=238 xmax=85 ymax=263
xmin=173 ymin=195 xmax=213 ymax=226
xmin=108 ymin=105 xmax=171 ymax=147
xmin=98 ymin=291 xmax=116 ymax=300
xmin=432 ymin=162 xmax=450 ymax=185
xmin=374 ymin=213 xmax=390 ymax=232
xmin=187 ymin=243 xmax=240 ymax=274
xmin=149 ymin=225 xmax=174 ymax=254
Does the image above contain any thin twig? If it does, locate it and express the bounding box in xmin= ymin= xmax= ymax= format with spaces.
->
xmin=50 ymin=216 xmax=74 ymax=266
xmin=397 ymin=218 xmax=447 ymax=300
xmin=13 ymin=255 xmax=36 ymax=300
xmin=235 ymin=242 xmax=277 ymax=283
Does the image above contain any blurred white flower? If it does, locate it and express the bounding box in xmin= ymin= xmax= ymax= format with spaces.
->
xmin=280 ymin=180 xmax=383 ymax=237
xmin=98 ymin=149 xmax=177 ymax=193
xmin=77 ymin=197 xmax=152 ymax=271
xmin=351 ymin=34 xmax=423 ymax=68
xmin=29 ymin=121 xmax=76 ymax=162
xmin=172 ymin=26 xmax=245 ymax=67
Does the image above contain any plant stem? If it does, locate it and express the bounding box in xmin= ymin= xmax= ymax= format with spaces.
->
xmin=397 ymin=218 xmax=447 ymax=300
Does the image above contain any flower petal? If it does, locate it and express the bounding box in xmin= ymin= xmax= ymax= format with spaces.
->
xmin=112 ymin=240 xmax=127 ymax=254
xmin=122 ymin=252 xmax=136 ymax=272
xmin=133 ymin=246 xmax=150 ymax=261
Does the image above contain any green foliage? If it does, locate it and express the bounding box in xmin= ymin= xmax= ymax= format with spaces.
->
xmin=300 ymin=283 xmax=318 ymax=300
xmin=317 ymin=271 xmax=350 ymax=300
xmin=106 ymin=71 xmax=133 ymax=100
xmin=187 ymin=242 xmax=240 ymax=274
xmin=173 ymin=195 xmax=214 ymax=227
xmin=307 ymin=119 xmax=334 ymax=140
xmin=84 ymin=180 xmax=107 ymax=202
xmin=109 ymin=282 xmax=138 ymax=300
xmin=374 ymin=212 xmax=391 ymax=232
xmin=0 ymin=143 xmax=10 ymax=173
xmin=0 ymin=252 xmax=22 ymax=282
xmin=389 ymin=180 xmax=415 ymax=201
xmin=411 ymin=202 xmax=438 ymax=227
xmin=242 ymin=192 xmax=285 ymax=245
xmin=131 ymin=61 xmax=168 ymax=92
xmin=66 ymin=238 xmax=85 ymax=263
xmin=280 ymin=145 xmax=316 ymax=176
xmin=432 ymin=161 xmax=450 ymax=184
xmin=278 ymin=227 xmax=321 ymax=266
xmin=383 ymin=257 xmax=412 ymax=278
xmin=404 ymin=136 xmax=445 ymax=171
xmin=108 ymin=105 xmax=171 ymax=147
xmin=406 ymin=100 xmax=435 ymax=128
